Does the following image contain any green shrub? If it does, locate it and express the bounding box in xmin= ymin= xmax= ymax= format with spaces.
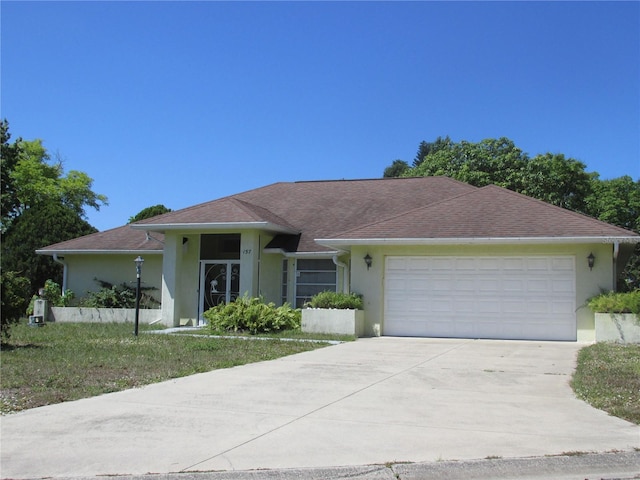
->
xmin=587 ymin=290 xmax=640 ymax=315
xmin=304 ymin=291 xmax=363 ymax=310
xmin=1 ymin=271 xmax=31 ymax=340
xmin=27 ymin=279 xmax=74 ymax=314
xmin=204 ymin=294 xmax=301 ymax=334
xmin=78 ymin=279 xmax=160 ymax=309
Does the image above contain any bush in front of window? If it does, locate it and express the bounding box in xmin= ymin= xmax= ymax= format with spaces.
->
xmin=304 ymin=291 xmax=363 ymax=310
xmin=203 ymin=294 xmax=301 ymax=334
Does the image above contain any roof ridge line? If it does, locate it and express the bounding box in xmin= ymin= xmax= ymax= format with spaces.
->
xmin=333 ymin=184 xmax=481 ymax=238
xmin=232 ymin=197 xmax=299 ymax=231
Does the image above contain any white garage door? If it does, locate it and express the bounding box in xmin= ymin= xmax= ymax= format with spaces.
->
xmin=384 ymin=256 xmax=576 ymax=341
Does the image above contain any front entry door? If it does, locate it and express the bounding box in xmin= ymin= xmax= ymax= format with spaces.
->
xmin=199 ymin=261 xmax=240 ymax=323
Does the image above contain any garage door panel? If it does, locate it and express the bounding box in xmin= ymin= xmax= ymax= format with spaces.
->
xmin=527 ymin=279 xmax=550 ymax=292
xmin=552 ymin=257 xmax=574 ymax=270
xmin=431 ymin=258 xmax=454 ymax=270
xmin=552 ymin=279 xmax=574 ymax=292
xmin=384 ymin=255 xmax=576 ymax=341
xmin=455 ymin=279 xmax=476 ymax=291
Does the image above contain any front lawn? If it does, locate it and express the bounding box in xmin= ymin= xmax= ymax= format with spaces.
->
xmin=0 ymin=321 xmax=333 ymax=414
xmin=571 ymin=342 xmax=640 ymax=424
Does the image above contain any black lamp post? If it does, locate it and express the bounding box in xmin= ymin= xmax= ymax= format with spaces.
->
xmin=134 ymin=255 xmax=144 ymax=336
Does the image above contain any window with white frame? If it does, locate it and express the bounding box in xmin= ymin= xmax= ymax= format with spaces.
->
xmin=295 ymin=258 xmax=337 ymax=308
xmin=281 ymin=259 xmax=288 ymax=306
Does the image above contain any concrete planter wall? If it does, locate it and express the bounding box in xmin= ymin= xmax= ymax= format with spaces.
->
xmin=49 ymin=307 xmax=162 ymax=324
xmin=595 ymin=313 xmax=640 ymax=344
xmin=301 ymin=308 xmax=365 ymax=337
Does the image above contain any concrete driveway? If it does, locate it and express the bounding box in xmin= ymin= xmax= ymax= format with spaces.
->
xmin=1 ymin=338 xmax=638 ymax=479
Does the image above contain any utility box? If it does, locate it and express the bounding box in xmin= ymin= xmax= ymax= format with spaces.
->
xmin=33 ymin=299 xmax=48 ymax=322
xmin=28 ymin=315 xmax=45 ymax=326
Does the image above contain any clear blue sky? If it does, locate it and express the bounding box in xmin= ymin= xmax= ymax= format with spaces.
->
xmin=2 ymin=1 xmax=639 ymax=232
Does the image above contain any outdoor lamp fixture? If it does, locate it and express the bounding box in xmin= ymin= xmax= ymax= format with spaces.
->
xmin=364 ymin=253 xmax=372 ymax=270
xmin=134 ymin=256 xmax=144 ymax=337
xmin=587 ymin=252 xmax=595 ymax=271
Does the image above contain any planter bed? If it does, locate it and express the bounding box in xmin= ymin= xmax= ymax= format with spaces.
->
xmin=302 ymin=308 xmax=365 ymax=337
xmin=50 ymin=306 xmax=162 ymax=324
xmin=595 ymin=313 xmax=640 ymax=344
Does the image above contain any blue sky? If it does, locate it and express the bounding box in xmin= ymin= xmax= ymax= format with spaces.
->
xmin=2 ymin=1 xmax=639 ymax=232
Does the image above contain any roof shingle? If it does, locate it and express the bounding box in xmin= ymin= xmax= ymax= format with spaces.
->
xmin=330 ymin=185 xmax=638 ymax=240
xmin=38 ymin=177 xmax=639 ymax=254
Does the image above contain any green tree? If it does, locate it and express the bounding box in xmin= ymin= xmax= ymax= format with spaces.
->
xmin=0 ymin=121 xmax=105 ymax=293
xmin=1 ymin=120 xmax=22 ymax=225
xmin=1 ymin=201 xmax=97 ymax=291
xmin=586 ymin=175 xmax=640 ymax=232
xmin=585 ymin=175 xmax=640 ymax=291
xmin=1 ymin=120 xmax=107 ymax=231
xmin=128 ymin=204 xmax=172 ymax=223
xmin=397 ymin=137 xmax=591 ymax=210
xmin=383 ymin=160 xmax=410 ymax=178
xmin=1 ymin=271 xmax=30 ymax=341
xmin=522 ymin=153 xmax=592 ymax=213
xmin=412 ymin=135 xmax=452 ymax=167
xmin=408 ymin=137 xmax=529 ymax=190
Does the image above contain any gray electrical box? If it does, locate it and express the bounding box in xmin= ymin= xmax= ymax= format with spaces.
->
xmin=33 ymin=299 xmax=48 ymax=322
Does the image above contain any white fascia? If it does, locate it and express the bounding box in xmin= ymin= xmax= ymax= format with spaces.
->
xmin=130 ymin=222 xmax=299 ymax=235
xmin=315 ymin=236 xmax=640 ymax=248
xmin=281 ymin=250 xmax=345 ymax=259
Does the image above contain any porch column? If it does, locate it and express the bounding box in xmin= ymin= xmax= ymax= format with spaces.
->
xmin=161 ymin=233 xmax=178 ymax=327
xmin=239 ymin=231 xmax=260 ymax=298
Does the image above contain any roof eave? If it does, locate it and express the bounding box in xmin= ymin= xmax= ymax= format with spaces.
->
xmin=131 ymin=221 xmax=299 ymax=234
xmin=315 ymin=236 xmax=640 ymax=248
xmin=36 ymin=249 xmax=163 ymax=256
xmin=276 ymin=250 xmax=345 ymax=258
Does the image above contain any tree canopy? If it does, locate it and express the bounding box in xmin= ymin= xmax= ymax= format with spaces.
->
xmin=1 ymin=120 xmax=107 ymax=232
xmin=1 ymin=201 xmax=97 ymax=291
xmin=1 ymin=120 xmax=106 ymax=305
xmin=128 ymin=204 xmax=172 ymax=223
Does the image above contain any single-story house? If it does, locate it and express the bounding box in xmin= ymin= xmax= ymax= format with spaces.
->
xmin=37 ymin=176 xmax=640 ymax=341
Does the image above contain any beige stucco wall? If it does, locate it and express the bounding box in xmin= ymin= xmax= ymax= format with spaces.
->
xmin=260 ymin=251 xmax=285 ymax=303
xmin=62 ymin=253 xmax=163 ymax=304
xmin=349 ymin=242 xmax=616 ymax=342
xmin=175 ymin=233 xmax=201 ymax=324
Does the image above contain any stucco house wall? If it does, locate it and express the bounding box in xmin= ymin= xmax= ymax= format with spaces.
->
xmin=350 ymin=243 xmax=615 ymax=342
xmin=63 ymin=254 xmax=163 ymax=305
xmin=260 ymin=251 xmax=285 ymax=304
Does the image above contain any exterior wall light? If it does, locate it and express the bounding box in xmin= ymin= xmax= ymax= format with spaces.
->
xmin=134 ymin=255 xmax=144 ymax=336
xmin=587 ymin=252 xmax=595 ymax=271
xmin=364 ymin=253 xmax=372 ymax=270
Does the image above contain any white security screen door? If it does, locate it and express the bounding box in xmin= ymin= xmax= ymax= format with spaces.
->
xmin=199 ymin=261 xmax=240 ymax=319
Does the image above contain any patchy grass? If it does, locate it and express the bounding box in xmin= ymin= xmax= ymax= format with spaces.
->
xmin=0 ymin=321 xmax=332 ymax=414
xmin=571 ymin=343 xmax=640 ymax=424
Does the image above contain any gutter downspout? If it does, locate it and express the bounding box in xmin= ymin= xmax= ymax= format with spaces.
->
xmin=53 ymin=254 xmax=68 ymax=292
xmin=613 ymin=241 xmax=619 ymax=291
xmin=332 ymin=255 xmax=349 ymax=293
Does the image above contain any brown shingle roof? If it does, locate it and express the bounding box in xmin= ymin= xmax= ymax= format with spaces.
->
xmin=37 ymin=178 xmax=639 ymax=254
xmin=134 ymin=177 xmax=477 ymax=252
xmin=37 ymin=225 xmax=164 ymax=254
xmin=327 ymin=185 xmax=639 ymax=241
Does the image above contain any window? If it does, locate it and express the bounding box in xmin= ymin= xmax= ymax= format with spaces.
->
xmin=281 ymin=259 xmax=288 ymax=306
xmin=295 ymin=259 xmax=337 ymax=308
xmin=200 ymin=234 xmax=240 ymax=260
